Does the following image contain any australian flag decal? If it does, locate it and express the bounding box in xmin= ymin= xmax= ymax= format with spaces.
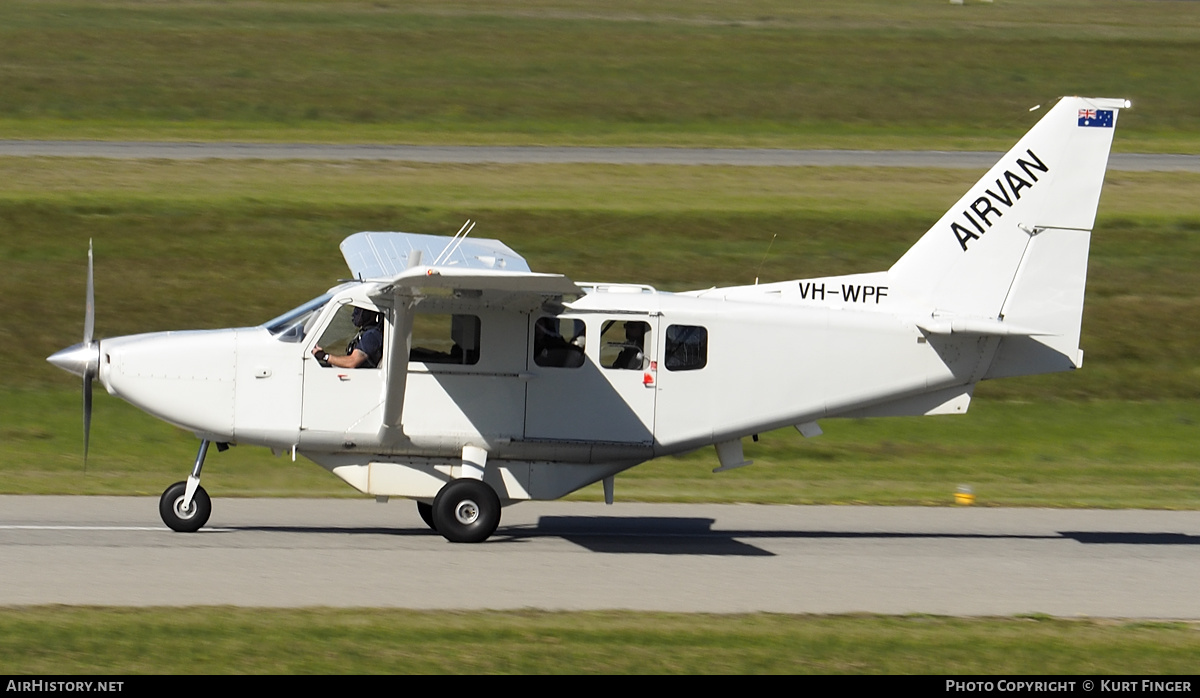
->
xmin=1078 ymin=109 xmax=1114 ymax=128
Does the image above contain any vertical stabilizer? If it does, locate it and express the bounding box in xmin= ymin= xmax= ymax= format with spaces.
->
xmin=888 ymin=97 xmax=1128 ymax=376
xmin=889 ymin=97 xmax=1128 ymax=320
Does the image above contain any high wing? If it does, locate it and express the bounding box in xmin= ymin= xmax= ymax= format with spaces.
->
xmin=340 ymin=230 xmax=583 ymax=439
xmin=341 ymin=229 xmax=533 ymax=278
xmin=366 ymin=265 xmax=582 ymax=301
xmin=341 ymin=228 xmax=582 ymax=305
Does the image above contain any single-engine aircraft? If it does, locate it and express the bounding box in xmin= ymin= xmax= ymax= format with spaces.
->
xmin=48 ymin=96 xmax=1129 ymax=542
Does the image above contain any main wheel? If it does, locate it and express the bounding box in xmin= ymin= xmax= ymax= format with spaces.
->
xmin=416 ymin=501 xmax=436 ymax=531
xmin=431 ymin=479 xmax=501 ymax=543
xmin=159 ymin=481 xmax=212 ymax=533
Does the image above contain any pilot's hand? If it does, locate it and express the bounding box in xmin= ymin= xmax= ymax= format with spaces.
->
xmin=312 ymin=346 xmax=331 ymax=366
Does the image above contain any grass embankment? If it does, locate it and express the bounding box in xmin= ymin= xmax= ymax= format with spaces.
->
xmin=2 ymin=161 xmax=1197 ymax=505
xmin=1 ymin=0 xmax=1199 ymax=151
xmin=1 ymin=608 xmax=1198 ymax=674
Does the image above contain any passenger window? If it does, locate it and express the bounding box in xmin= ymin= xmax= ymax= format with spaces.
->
xmin=534 ymin=317 xmax=585 ymax=368
xmin=601 ymin=320 xmax=650 ymax=370
xmin=410 ymin=314 xmax=480 ymax=365
xmin=664 ymin=325 xmax=707 ymax=371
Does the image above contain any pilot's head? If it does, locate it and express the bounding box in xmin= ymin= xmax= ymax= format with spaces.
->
xmin=352 ymin=307 xmax=381 ymax=328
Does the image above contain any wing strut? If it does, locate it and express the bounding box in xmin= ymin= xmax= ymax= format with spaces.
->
xmin=378 ymin=252 xmax=423 ymax=442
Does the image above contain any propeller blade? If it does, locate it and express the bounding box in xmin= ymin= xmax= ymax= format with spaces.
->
xmin=45 ymin=241 xmax=101 ymax=470
xmin=83 ymin=374 xmax=93 ymax=468
xmin=84 ymin=239 xmax=94 ymax=345
xmin=83 ymin=240 xmax=96 ymax=469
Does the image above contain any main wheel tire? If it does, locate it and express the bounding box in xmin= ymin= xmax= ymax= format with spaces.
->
xmin=431 ymin=479 xmax=501 ymax=543
xmin=159 ymin=481 xmax=212 ymax=533
xmin=416 ymin=501 xmax=436 ymax=531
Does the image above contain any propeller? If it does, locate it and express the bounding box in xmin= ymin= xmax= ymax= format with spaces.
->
xmin=46 ymin=240 xmax=100 ymax=467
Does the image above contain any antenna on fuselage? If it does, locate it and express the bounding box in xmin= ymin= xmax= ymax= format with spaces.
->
xmin=433 ymin=219 xmax=475 ymax=266
xmin=753 ymin=233 xmax=778 ymax=285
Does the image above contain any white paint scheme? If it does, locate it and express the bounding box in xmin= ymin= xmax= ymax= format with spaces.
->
xmin=48 ymin=97 xmax=1128 ymax=542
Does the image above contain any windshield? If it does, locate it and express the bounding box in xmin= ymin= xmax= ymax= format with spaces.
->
xmin=263 ymin=293 xmax=333 ymax=343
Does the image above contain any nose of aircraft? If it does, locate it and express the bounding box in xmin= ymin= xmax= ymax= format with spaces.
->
xmin=47 ymin=341 xmax=100 ymax=379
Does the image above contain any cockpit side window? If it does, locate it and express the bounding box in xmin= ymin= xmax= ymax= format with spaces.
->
xmin=533 ymin=317 xmax=585 ymax=368
xmin=313 ymin=304 xmax=384 ymax=369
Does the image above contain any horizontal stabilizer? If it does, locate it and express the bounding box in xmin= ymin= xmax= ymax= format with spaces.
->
xmin=914 ymin=316 xmax=1051 ymax=337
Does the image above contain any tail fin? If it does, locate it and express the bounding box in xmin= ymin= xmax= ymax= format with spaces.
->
xmin=890 ymin=96 xmax=1129 ymax=375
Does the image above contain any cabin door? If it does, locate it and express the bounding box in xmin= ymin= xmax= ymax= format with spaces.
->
xmin=524 ymin=315 xmax=657 ymax=444
xmin=300 ymin=303 xmax=386 ymax=443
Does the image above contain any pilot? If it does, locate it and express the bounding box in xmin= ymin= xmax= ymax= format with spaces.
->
xmin=613 ymin=322 xmax=647 ymax=369
xmin=313 ymin=307 xmax=384 ymax=368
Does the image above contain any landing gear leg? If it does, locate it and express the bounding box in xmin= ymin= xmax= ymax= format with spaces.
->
xmin=159 ymin=440 xmax=213 ymax=533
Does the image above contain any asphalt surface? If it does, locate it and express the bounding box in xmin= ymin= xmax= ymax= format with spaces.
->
xmin=3 ymin=496 xmax=1198 ymax=616
xmin=1 ymin=141 xmax=1198 ymax=170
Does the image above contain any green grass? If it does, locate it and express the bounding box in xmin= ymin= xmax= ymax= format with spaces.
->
xmin=6 ymin=388 xmax=1197 ymax=508
xmin=1 ymin=608 xmax=1197 ymax=674
xmin=1 ymin=0 xmax=1199 ymax=150
xmin=616 ymin=400 xmax=1200 ymax=509
xmin=4 ymin=161 xmax=1198 ymax=398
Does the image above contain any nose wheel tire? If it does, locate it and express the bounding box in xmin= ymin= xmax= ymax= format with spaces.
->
xmin=431 ymin=479 xmax=501 ymax=543
xmin=159 ymin=481 xmax=212 ymax=533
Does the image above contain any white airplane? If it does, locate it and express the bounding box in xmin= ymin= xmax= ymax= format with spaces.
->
xmin=48 ymin=96 xmax=1129 ymax=542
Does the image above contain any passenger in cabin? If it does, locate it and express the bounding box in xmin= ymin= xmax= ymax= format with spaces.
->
xmin=313 ymin=307 xmax=384 ymax=369
xmin=613 ymin=322 xmax=647 ymax=369
xmin=448 ymin=314 xmax=480 ymax=365
xmin=534 ymin=318 xmax=585 ymax=368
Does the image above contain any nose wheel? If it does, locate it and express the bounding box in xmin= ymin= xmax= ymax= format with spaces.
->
xmin=159 ymin=439 xmax=214 ymax=532
xmin=160 ymin=481 xmax=211 ymax=532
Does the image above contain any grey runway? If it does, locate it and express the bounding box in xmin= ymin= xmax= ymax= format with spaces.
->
xmin=1 ymin=141 xmax=1197 ymax=171
xmin=2 ymin=496 xmax=1198 ymax=617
